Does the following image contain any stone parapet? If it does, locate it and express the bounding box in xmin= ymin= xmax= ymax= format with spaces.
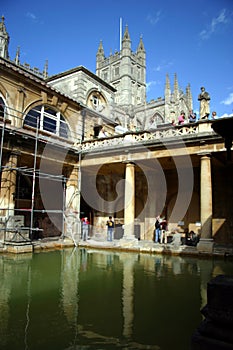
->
xmin=5 ymin=242 xmax=33 ymax=254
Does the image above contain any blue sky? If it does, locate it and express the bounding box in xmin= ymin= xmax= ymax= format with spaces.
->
xmin=2 ymin=0 xmax=233 ymax=117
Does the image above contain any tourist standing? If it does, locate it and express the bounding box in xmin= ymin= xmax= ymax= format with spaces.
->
xmin=211 ymin=111 xmax=218 ymax=119
xmin=160 ymin=218 xmax=168 ymax=244
xmin=155 ymin=215 xmax=162 ymax=243
xmin=106 ymin=216 xmax=114 ymax=241
xmin=81 ymin=217 xmax=89 ymax=241
xmin=188 ymin=110 xmax=197 ymax=123
xmin=178 ymin=112 xmax=186 ymax=125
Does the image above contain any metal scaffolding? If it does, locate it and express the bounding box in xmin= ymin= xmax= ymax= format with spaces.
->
xmin=0 ymin=104 xmax=82 ymax=242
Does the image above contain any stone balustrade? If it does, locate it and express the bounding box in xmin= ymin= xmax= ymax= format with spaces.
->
xmin=80 ymin=120 xmax=215 ymax=153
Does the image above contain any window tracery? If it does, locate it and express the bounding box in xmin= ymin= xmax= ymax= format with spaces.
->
xmin=24 ymin=105 xmax=69 ymax=138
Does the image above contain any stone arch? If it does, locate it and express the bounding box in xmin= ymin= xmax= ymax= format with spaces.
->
xmin=0 ymin=85 xmax=10 ymax=120
xmin=0 ymin=95 xmax=5 ymax=118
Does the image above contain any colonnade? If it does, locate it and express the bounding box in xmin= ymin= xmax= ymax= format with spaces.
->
xmin=0 ymin=152 xmax=214 ymax=245
xmin=119 ymin=156 xmax=213 ymax=245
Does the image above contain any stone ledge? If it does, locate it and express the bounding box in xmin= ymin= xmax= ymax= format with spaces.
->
xmin=6 ymin=243 xmax=33 ymax=254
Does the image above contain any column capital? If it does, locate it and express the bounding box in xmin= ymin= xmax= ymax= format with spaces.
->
xmin=197 ymin=151 xmax=212 ymax=159
xmin=10 ymin=150 xmax=21 ymax=156
xmin=122 ymin=160 xmax=135 ymax=165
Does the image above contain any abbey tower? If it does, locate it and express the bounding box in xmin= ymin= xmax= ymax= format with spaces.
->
xmin=0 ymin=17 xmax=193 ymax=130
xmin=96 ymin=25 xmax=146 ymax=110
xmin=96 ymin=25 xmax=193 ymax=129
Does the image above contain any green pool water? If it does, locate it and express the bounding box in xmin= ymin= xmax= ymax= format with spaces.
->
xmin=0 ymin=248 xmax=232 ymax=350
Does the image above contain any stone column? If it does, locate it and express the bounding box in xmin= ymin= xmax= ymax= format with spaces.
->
xmin=123 ymin=162 xmax=136 ymax=240
xmin=197 ymin=154 xmax=214 ymax=253
xmin=65 ymin=165 xmax=81 ymax=241
xmin=66 ymin=166 xmax=79 ymax=212
xmin=0 ymin=151 xmax=18 ymax=217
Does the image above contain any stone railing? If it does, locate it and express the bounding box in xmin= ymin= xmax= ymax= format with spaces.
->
xmin=79 ymin=120 xmax=215 ymax=153
xmin=0 ymin=111 xmax=215 ymax=154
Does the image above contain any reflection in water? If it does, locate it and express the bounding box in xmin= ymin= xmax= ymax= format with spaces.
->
xmin=24 ymin=263 xmax=31 ymax=350
xmin=121 ymin=253 xmax=137 ymax=339
xmin=60 ymin=246 xmax=80 ymax=348
xmin=0 ymin=249 xmax=233 ymax=350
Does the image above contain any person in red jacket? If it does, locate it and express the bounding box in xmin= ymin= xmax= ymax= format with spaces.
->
xmin=81 ymin=217 xmax=89 ymax=241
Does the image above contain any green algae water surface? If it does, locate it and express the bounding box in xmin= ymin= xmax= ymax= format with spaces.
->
xmin=0 ymin=248 xmax=233 ymax=350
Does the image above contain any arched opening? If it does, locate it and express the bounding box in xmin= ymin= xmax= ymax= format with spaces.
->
xmin=24 ymin=105 xmax=70 ymax=138
xmin=0 ymin=96 xmax=5 ymax=118
xmin=147 ymin=112 xmax=164 ymax=129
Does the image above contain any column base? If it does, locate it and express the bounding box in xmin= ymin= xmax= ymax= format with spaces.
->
xmin=119 ymin=236 xmax=138 ymax=248
xmin=197 ymin=238 xmax=214 ymax=253
xmin=121 ymin=235 xmax=137 ymax=242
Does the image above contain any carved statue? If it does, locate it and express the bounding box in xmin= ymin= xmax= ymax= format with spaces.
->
xmin=198 ymin=87 xmax=210 ymax=119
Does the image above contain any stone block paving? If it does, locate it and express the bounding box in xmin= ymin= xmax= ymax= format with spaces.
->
xmin=1 ymin=236 xmax=233 ymax=257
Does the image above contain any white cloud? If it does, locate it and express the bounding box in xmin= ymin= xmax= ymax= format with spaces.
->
xmin=199 ymin=8 xmax=228 ymax=40
xmin=26 ymin=12 xmax=37 ymax=21
xmin=220 ymin=113 xmax=230 ymax=118
xmin=153 ymin=60 xmax=173 ymax=72
xmin=147 ymin=11 xmax=161 ymax=25
xmin=146 ymin=80 xmax=160 ymax=92
xmin=221 ymin=92 xmax=233 ymax=105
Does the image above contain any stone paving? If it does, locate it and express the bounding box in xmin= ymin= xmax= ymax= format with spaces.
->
xmin=78 ymin=237 xmax=233 ymax=258
xmin=1 ymin=235 xmax=233 ymax=258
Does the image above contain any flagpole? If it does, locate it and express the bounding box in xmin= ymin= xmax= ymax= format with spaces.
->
xmin=120 ymin=17 xmax=122 ymax=51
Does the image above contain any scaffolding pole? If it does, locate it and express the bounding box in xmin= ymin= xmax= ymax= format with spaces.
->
xmin=62 ymin=176 xmax=66 ymax=240
xmin=77 ymin=150 xmax=82 ymax=240
xmin=0 ymin=105 xmax=7 ymax=175
xmin=29 ymin=117 xmax=39 ymax=237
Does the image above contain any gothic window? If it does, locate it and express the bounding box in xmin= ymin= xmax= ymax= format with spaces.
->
xmin=148 ymin=113 xmax=164 ymax=129
xmin=154 ymin=113 xmax=164 ymax=125
xmin=102 ymin=69 xmax=108 ymax=81
xmin=114 ymin=67 xmax=119 ymax=76
xmin=24 ymin=105 xmax=69 ymax=138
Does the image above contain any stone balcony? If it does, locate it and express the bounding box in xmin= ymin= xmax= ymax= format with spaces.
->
xmin=78 ymin=119 xmax=218 ymax=154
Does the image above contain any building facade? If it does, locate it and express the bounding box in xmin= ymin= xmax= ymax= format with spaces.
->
xmin=0 ymin=17 xmax=232 ymax=251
